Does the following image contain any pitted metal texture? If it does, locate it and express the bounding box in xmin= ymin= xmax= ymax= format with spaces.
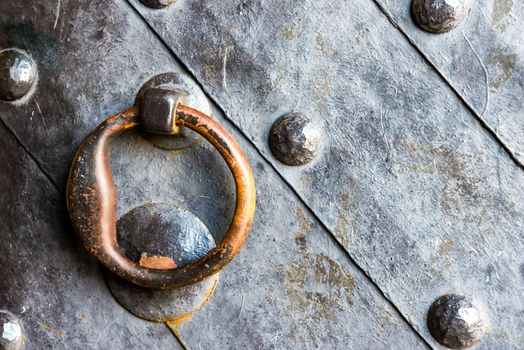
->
xmin=269 ymin=112 xmax=323 ymax=166
xmin=0 ymin=48 xmax=35 ymax=101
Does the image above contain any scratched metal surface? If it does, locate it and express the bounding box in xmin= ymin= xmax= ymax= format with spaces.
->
xmin=0 ymin=0 xmax=430 ymax=349
xmin=374 ymin=0 xmax=524 ymax=164
xmin=0 ymin=123 xmax=182 ymax=349
xmin=110 ymin=104 xmax=427 ymax=349
xmin=130 ymin=0 xmax=524 ymax=348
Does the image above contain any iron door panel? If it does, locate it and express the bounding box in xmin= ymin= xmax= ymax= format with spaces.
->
xmin=130 ymin=0 xmax=524 ymax=348
xmin=375 ymin=0 xmax=524 ymax=164
xmin=0 ymin=0 xmax=432 ymax=348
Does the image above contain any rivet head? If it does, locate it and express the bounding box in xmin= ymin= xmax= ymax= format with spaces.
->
xmin=427 ymin=294 xmax=487 ymax=349
xmin=0 ymin=310 xmax=25 ymax=350
xmin=139 ymin=0 xmax=176 ymax=9
xmin=411 ymin=0 xmax=470 ymax=33
xmin=0 ymin=48 xmax=36 ymax=102
xmin=269 ymin=112 xmax=323 ymax=166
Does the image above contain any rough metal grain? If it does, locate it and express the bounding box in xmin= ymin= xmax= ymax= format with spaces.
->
xmin=374 ymin=0 xmax=524 ymax=164
xmin=130 ymin=0 xmax=524 ymax=348
xmin=0 ymin=0 xmax=429 ymax=347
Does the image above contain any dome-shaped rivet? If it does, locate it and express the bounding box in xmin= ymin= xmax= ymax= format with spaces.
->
xmin=0 ymin=48 xmax=36 ymax=102
xmin=0 ymin=310 xmax=25 ymax=350
xmin=411 ymin=0 xmax=470 ymax=33
xmin=427 ymin=294 xmax=487 ymax=349
xmin=139 ymin=0 xmax=176 ymax=9
xmin=269 ymin=112 xmax=323 ymax=166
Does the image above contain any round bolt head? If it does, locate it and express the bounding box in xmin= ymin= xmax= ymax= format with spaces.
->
xmin=0 ymin=48 xmax=36 ymax=101
xmin=269 ymin=112 xmax=323 ymax=166
xmin=427 ymin=294 xmax=487 ymax=349
xmin=411 ymin=0 xmax=470 ymax=33
xmin=139 ymin=0 xmax=176 ymax=9
xmin=107 ymin=203 xmax=219 ymax=322
xmin=0 ymin=310 xmax=25 ymax=350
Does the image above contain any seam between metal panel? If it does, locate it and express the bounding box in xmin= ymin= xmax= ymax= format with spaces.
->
xmin=370 ymin=0 xmax=524 ymax=172
xmin=125 ymin=1 xmax=434 ymax=347
xmin=0 ymin=116 xmax=61 ymax=192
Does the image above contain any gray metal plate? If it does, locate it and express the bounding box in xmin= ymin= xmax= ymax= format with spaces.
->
xmin=374 ymin=0 xmax=524 ymax=164
xmin=130 ymin=0 xmax=524 ymax=348
xmin=0 ymin=0 xmax=431 ymax=348
xmin=0 ymin=122 xmax=181 ymax=349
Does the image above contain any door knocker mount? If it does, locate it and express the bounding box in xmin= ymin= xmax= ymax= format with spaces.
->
xmin=66 ymin=87 xmax=256 ymax=289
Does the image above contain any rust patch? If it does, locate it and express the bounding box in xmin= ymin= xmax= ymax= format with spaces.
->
xmin=394 ymin=143 xmax=493 ymax=222
xmin=139 ymin=253 xmax=178 ymax=269
xmin=488 ymin=49 xmax=517 ymax=90
xmin=491 ymin=0 xmax=513 ymax=31
xmin=40 ymin=323 xmax=64 ymax=337
xmin=315 ymin=33 xmax=334 ymax=57
xmin=285 ymin=209 xmax=355 ymax=323
xmin=285 ymin=253 xmax=356 ymax=321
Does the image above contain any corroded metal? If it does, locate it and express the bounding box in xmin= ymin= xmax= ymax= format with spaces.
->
xmin=0 ymin=49 xmax=35 ymax=102
xmin=107 ymin=203 xmax=219 ymax=322
xmin=269 ymin=113 xmax=323 ymax=166
xmin=135 ymin=72 xmax=211 ymax=150
xmin=427 ymin=294 xmax=486 ymax=349
xmin=0 ymin=311 xmax=25 ymax=350
xmin=66 ymin=104 xmax=256 ymax=289
xmin=411 ymin=0 xmax=470 ymax=33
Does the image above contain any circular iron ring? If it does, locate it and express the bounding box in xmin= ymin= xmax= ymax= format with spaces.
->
xmin=67 ymin=105 xmax=256 ymax=289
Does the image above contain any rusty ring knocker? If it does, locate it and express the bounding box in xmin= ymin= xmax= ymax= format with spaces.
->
xmin=66 ymin=104 xmax=256 ymax=289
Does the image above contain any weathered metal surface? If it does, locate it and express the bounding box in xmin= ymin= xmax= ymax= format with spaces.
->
xmin=0 ymin=122 xmax=182 ymax=349
xmin=411 ymin=0 xmax=471 ymax=33
xmin=269 ymin=112 xmax=323 ymax=166
xmin=0 ymin=0 xmax=432 ymax=344
xmin=0 ymin=48 xmax=36 ymax=102
xmin=131 ymin=0 xmax=524 ymax=348
xmin=109 ymin=103 xmax=428 ymax=348
xmin=135 ymin=72 xmax=211 ymax=150
xmin=107 ymin=202 xmax=219 ymax=322
xmin=374 ymin=0 xmax=524 ymax=164
xmin=0 ymin=0 xmax=183 ymax=188
xmin=427 ymin=294 xmax=487 ymax=349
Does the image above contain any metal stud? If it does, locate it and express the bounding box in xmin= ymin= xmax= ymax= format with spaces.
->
xmin=411 ymin=0 xmax=470 ymax=34
xmin=106 ymin=203 xmax=219 ymax=322
xmin=0 ymin=48 xmax=36 ymax=102
xmin=0 ymin=310 xmax=25 ymax=350
xmin=427 ymin=294 xmax=487 ymax=349
xmin=269 ymin=112 xmax=323 ymax=166
xmin=139 ymin=0 xmax=177 ymax=9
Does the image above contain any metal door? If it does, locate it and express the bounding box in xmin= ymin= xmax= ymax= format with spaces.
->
xmin=0 ymin=0 xmax=522 ymax=349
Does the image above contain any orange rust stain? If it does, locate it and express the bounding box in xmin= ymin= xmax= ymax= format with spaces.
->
xmin=139 ymin=253 xmax=178 ymax=269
